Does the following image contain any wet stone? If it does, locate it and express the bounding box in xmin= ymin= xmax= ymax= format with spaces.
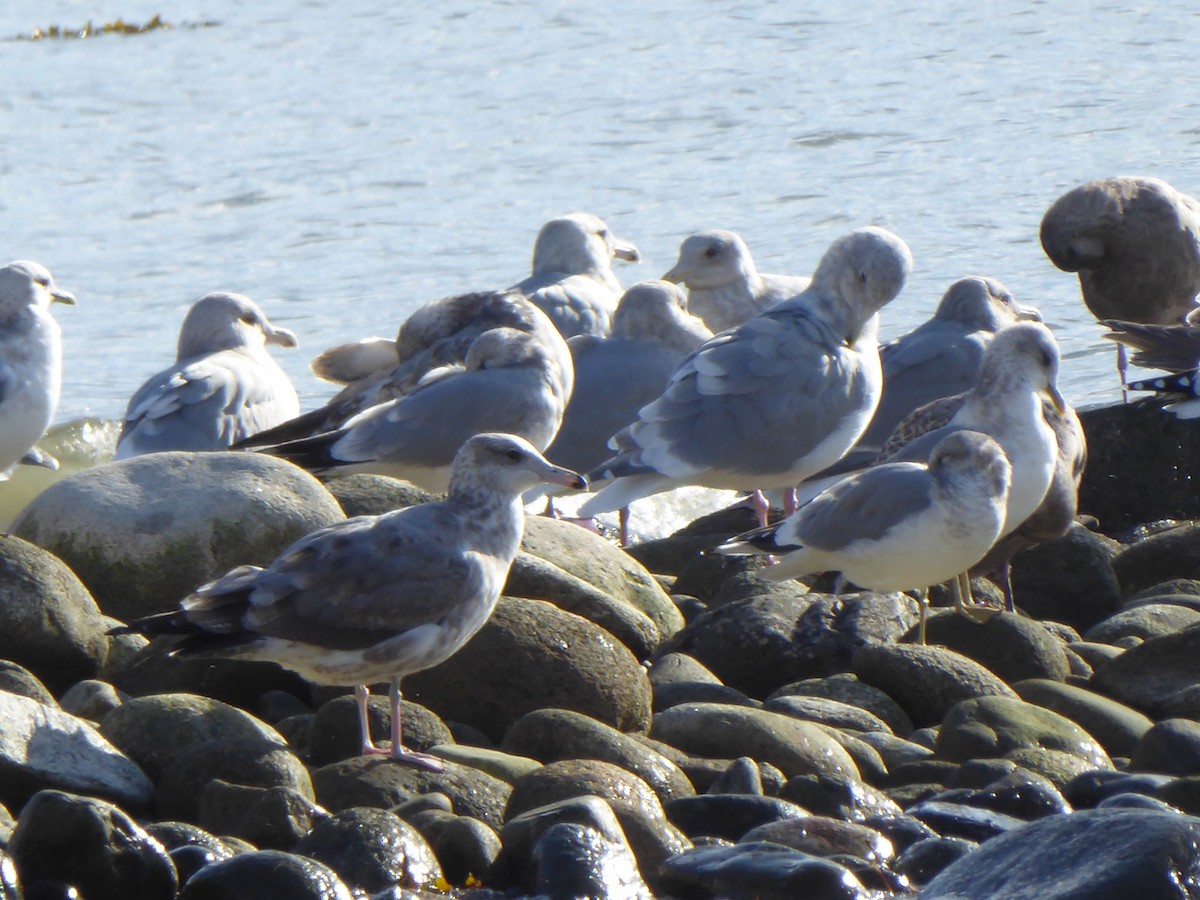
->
xmin=293 ymin=806 xmax=442 ymax=894
xmin=178 ymin=849 xmax=355 ymax=900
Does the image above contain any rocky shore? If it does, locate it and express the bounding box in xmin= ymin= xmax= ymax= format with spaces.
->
xmin=0 ymin=399 xmax=1199 ymax=898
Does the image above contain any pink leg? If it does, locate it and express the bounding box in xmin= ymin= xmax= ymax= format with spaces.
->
xmin=542 ymin=497 xmax=559 ymax=518
xmin=750 ymin=490 xmax=770 ymax=528
xmin=355 ymin=684 xmax=387 ymax=756
xmin=1118 ymin=343 xmax=1128 ymax=403
xmin=386 ymin=676 xmax=444 ymax=770
xmin=783 ymin=488 xmax=798 ymax=517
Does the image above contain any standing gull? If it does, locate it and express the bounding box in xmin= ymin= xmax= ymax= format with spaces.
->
xmin=716 ymin=431 xmax=1012 ymax=643
xmin=510 ymin=212 xmax=641 ymax=339
xmin=578 ymin=226 xmax=913 ymax=529
xmin=1103 ymin=312 xmax=1200 ymax=418
xmin=115 ymin=292 xmax=300 ymax=459
xmin=0 ymin=261 xmax=76 ymax=479
xmin=259 ymin=326 xmax=571 ymax=493
xmin=661 ymin=229 xmax=811 ymax=333
xmin=111 ymin=433 xmax=586 ymax=768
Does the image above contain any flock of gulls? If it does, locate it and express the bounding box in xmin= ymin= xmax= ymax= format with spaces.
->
xmin=8 ymin=175 xmax=1200 ymax=762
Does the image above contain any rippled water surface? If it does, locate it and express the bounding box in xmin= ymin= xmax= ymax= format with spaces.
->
xmin=2 ymin=3 xmax=1199 ymax=421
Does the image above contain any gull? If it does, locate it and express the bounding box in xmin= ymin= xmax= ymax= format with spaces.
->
xmin=578 ymin=226 xmax=914 ymax=531
xmin=111 ymin=433 xmax=586 ymax=768
xmin=661 ymin=229 xmax=811 ymax=332
xmin=875 ymin=322 xmax=1066 ymax=619
xmin=1040 ymin=175 xmax=1200 ymax=385
xmin=716 ymin=431 xmax=1012 ymax=643
xmin=1103 ymin=313 xmax=1200 ymax=417
xmin=259 ymin=326 xmax=571 ymax=493
xmin=0 ymin=261 xmax=75 ymax=479
xmin=509 ymin=212 xmax=641 ymax=339
xmin=114 ymin=292 xmax=299 ymax=459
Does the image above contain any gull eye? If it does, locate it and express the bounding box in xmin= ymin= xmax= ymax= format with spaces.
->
xmin=703 ymin=246 xmax=719 ymax=259
xmin=505 ymin=449 xmax=522 ymax=462
xmin=240 ymin=313 xmax=258 ymax=325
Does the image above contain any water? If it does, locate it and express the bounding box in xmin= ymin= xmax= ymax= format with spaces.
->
xmin=0 ymin=1 xmax=1198 ymax=530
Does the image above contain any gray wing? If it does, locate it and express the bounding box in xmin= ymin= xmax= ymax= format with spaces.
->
xmin=116 ymin=351 xmax=298 ymax=457
xmin=1102 ymin=319 xmax=1200 ymax=372
xmin=620 ymin=306 xmax=873 ymax=479
xmin=789 ymin=462 xmax=934 ymax=552
xmin=517 ymin=273 xmax=616 ymax=339
xmin=185 ymin=504 xmax=488 ymax=650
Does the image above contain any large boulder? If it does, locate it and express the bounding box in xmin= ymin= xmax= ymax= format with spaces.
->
xmin=12 ymin=451 xmax=345 ymax=622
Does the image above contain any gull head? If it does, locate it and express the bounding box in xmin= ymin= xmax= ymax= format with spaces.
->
xmin=177 ymin=292 xmax=298 ymax=359
xmin=934 ymin=276 xmax=1043 ymax=331
xmin=811 ymin=226 xmax=913 ymax=320
xmin=450 ymin=432 xmax=586 ymax=498
xmin=0 ymin=261 xmax=76 ymax=320
xmin=978 ymin=321 xmax=1066 ymax=413
xmin=662 ymin=229 xmax=757 ymax=290
xmin=531 ymin=213 xmax=640 ymax=277
xmin=611 ymin=280 xmax=712 ymax=351
xmin=929 ymin=429 xmax=1012 ymax=502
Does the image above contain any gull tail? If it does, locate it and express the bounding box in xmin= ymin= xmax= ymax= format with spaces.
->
xmin=576 ymin=472 xmax=676 ymax=518
xmin=253 ymin=429 xmax=350 ymax=473
xmin=232 ymin=406 xmax=340 ymax=450
xmin=1126 ymin=369 xmax=1200 ymax=418
xmin=1103 ymin=319 xmax=1200 ymax=373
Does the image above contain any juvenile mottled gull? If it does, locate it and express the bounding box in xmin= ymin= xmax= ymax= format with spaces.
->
xmin=578 ymin=226 xmax=914 ymax=529
xmin=794 ymin=276 xmax=1041 ymax=502
xmin=510 ymin=212 xmax=640 ymax=339
xmin=115 ymin=292 xmax=300 ymax=459
xmin=661 ymin=229 xmax=811 ymax=332
xmin=260 ymin=326 xmax=571 ymax=493
xmin=111 ymin=433 xmax=586 ymax=768
xmin=716 ymin=430 xmax=1012 ymax=642
xmin=244 ymin=292 xmax=572 ymax=448
xmin=1041 ymin=176 xmax=1200 ymax=383
xmin=1102 ymin=311 xmax=1200 ymax=375
xmin=0 ymin=261 xmax=75 ymax=479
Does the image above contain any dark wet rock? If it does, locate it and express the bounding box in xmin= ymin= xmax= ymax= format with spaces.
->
xmin=505 ymin=759 xmax=689 ymax=874
xmin=764 ymin=694 xmax=892 ymax=734
xmin=1068 ymin=640 xmax=1124 ymax=669
xmin=426 ymin=744 xmax=541 ymax=784
xmin=741 ymin=815 xmax=895 ymax=861
xmin=1086 ymin=602 xmax=1200 ymax=643
xmin=307 ymin=693 xmax=453 ymax=766
xmin=653 ymin=680 xmax=761 ymax=712
xmin=1131 ymin=719 xmax=1200 ymax=776
xmin=923 ymin=806 xmax=1200 ymax=899
xmin=927 ymin=769 xmax=1072 ymax=820
xmin=405 ymin=596 xmax=652 ymax=742
xmin=59 ymin=679 xmax=123 ymax=722
xmin=1153 ymin=776 xmax=1200 ymax=816
xmin=143 ymin=821 xmax=239 ymax=875
xmin=810 ymin=724 xmax=888 ymax=785
xmin=650 ymin=702 xmax=859 ymax=780
xmin=405 ymin=809 xmax=500 ymax=887
xmin=257 ymin=689 xmax=311 ymax=724
xmin=1090 ymin=624 xmax=1200 ymax=717
xmin=647 ymin=652 xmax=721 ymax=687
xmin=670 ymin=546 xmax=770 ymax=603
xmin=293 ymin=806 xmax=441 ymax=893
xmin=501 ymin=708 xmax=694 ymax=803
xmin=906 ymin=799 xmax=1026 ymax=842
xmin=312 ymin=756 xmax=510 ymax=828
xmin=936 ymin=696 xmax=1112 ymax=769
xmin=1064 ymin=769 xmax=1174 ymax=808
xmin=852 ymin=643 xmax=1016 ymax=728
xmin=917 ymin=612 xmax=1071 ymax=684
xmin=1003 ymin=747 xmax=1109 ymax=791
xmin=1013 ymin=678 xmax=1153 ymax=758
xmin=862 ymin=813 xmax=939 ymax=852
xmin=856 ymin=732 xmax=933 ymax=770
xmin=0 ymin=536 xmax=110 ymax=693
xmin=198 ymin=780 xmax=323 ymax=849
xmin=945 ymin=758 xmax=1019 ymax=788
xmin=664 ymin=794 xmax=810 ymax=841
xmin=895 ymin=835 xmax=977 ymax=886
xmin=156 ymin=737 xmax=313 ymax=821
xmin=13 ymin=452 xmax=345 ymax=623
xmin=768 ymin=672 xmax=915 ymax=736
xmin=0 ymin=660 xmax=56 ymax=707
xmin=1112 ymin=522 xmax=1200 ymax=598
xmin=0 ymin=691 xmax=152 ymax=811
xmin=708 ymin=757 xmax=764 ymax=795
xmin=623 ymin=505 xmax=759 ymax=576
xmin=779 ymin=773 xmax=902 ymax=822
xmin=99 ymin=692 xmax=284 ymax=781
xmin=390 ymin=791 xmax=453 ymax=820
xmin=1006 ymin=524 xmax=1123 ymax=630
xmin=657 ymin=842 xmax=872 ymax=900
xmin=498 ymin=796 xmax=650 ymax=899
xmin=9 ymin=790 xmax=176 ymax=900
xmin=709 ymin=569 xmax=813 ymax=607
xmin=322 ymin=473 xmax=432 ymax=517
xmin=178 ymin=849 xmax=354 ymax=899
xmin=1100 ymin=792 xmax=1181 ymax=812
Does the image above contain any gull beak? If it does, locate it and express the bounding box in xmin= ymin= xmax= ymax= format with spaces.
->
xmin=50 ymin=287 xmax=76 ymax=306
xmin=266 ymin=325 xmax=299 ymax=349
xmin=542 ymin=464 xmax=588 ymax=491
xmin=1015 ymin=303 xmax=1043 ymax=323
xmin=1046 ymin=384 xmax=1067 ymax=414
xmin=661 ymin=264 xmax=685 ymax=284
xmin=613 ymin=240 xmax=641 ymax=264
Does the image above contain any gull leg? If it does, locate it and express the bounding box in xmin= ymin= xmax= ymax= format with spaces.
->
xmin=951 ymin=572 xmax=999 ymax=625
xmin=783 ymin=488 xmax=798 ymax=517
xmin=918 ymin=588 xmax=928 ymax=646
xmin=355 ymin=684 xmax=386 ymax=757
xmin=999 ymin=561 xmax=1016 ymax=613
xmin=1118 ymin=344 xmax=1128 ymax=403
xmin=386 ymin=676 xmax=443 ymax=770
xmin=750 ymin=490 xmax=770 ymax=528
xmin=619 ymin=506 xmax=631 ymax=547
xmin=543 ymin=497 xmax=558 ymax=519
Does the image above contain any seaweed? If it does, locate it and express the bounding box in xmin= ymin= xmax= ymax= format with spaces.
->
xmin=11 ymin=15 xmax=218 ymax=42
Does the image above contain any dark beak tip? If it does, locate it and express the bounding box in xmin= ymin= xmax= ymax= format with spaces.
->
xmin=574 ymin=475 xmax=588 ymax=491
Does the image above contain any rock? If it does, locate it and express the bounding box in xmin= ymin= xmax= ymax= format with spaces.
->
xmin=895 ymin=836 xmax=977 ymax=886
xmin=657 ymin=842 xmax=873 ymax=900
xmin=502 ymin=708 xmax=694 ymax=803
xmin=505 ymin=759 xmax=690 ymax=875
xmin=1131 ymin=719 xmax=1200 ymax=776
xmin=405 ymin=597 xmax=652 ymax=741
xmin=708 ymin=757 xmax=765 ymax=795
xmin=155 ymin=737 xmax=313 ymax=821
xmin=623 ymin=505 xmax=760 ymax=578
xmin=111 ymin=647 xmax=312 ymax=712
xmin=664 ymin=794 xmax=811 ymax=841
xmin=1090 ymin=624 xmax=1200 ymax=717
xmin=906 ymin=799 xmax=1026 ymax=842
xmin=1064 ymin=770 xmax=1174 ymax=808
xmin=293 ymin=806 xmax=441 ymax=893
xmin=779 ymin=773 xmax=902 ymax=822
xmin=1002 ymin=748 xmax=1107 ymax=791
xmin=1154 ymin=777 xmax=1200 ymax=816
xmin=9 ymin=790 xmax=176 ymax=900
xmin=198 ymin=780 xmax=324 ymax=849
xmin=764 ymin=695 xmax=892 ymax=734
xmin=741 ymin=816 xmax=895 ymax=862
xmin=307 ymin=693 xmax=453 ymax=766
xmin=321 ymin=473 xmax=432 ymax=517
xmin=311 ymin=756 xmax=511 ymax=828
xmin=923 ymin=807 xmax=1200 ymax=899
xmin=929 ymin=769 xmax=1072 ymax=820
xmin=768 ymin=673 xmax=915 ymax=736
xmin=1112 ymin=522 xmax=1200 ymax=598
xmin=648 ymin=652 xmax=722 ymax=687
xmin=178 ymin=849 xmax=354 ymax=899
xmin=99 ymin=692 xmax=285 ymax=781
xmin=918 ymin=612 xmax=1071 ymax=684
xmin=654 ymin=681 xmax=761 ymax=712
xmin=651 ymin=703 xmax=860 ymax=781
xmin=0 ymin=536 xmax=110 ymax=693
xmin=405 ymin=809 xmax=500 ymax=887
xmin=0 ymin=660 xmax=56 ymax=706
xmin=428 ymin=745 xmax=542 ymax=784
xmin=1085 ymin=603 xmax=1200 ymax=643
xmin=59 ymin=679 xmax=124 ymax=722
xmin=1008 ymin=524 xmax=1123 ymax=630
xmin=0 ymin=691 xmax=152 ymax=810
xmin=144 ymin=822 xmax=238 ymax=884
xmin=1013 ymin=678 xmax=1153 ymax=758
xmin=810 ymin=724 xmax=888 ymax=785
xmin=852 ymin=643 xmax=1016 ymax=728
xmin=857 ymin=732 xmax=933 ymax=770
xmin=936 ymin=696 xmax=1112 ymax=769
xmin=12 ymin=451 xmax=345 ymax=622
